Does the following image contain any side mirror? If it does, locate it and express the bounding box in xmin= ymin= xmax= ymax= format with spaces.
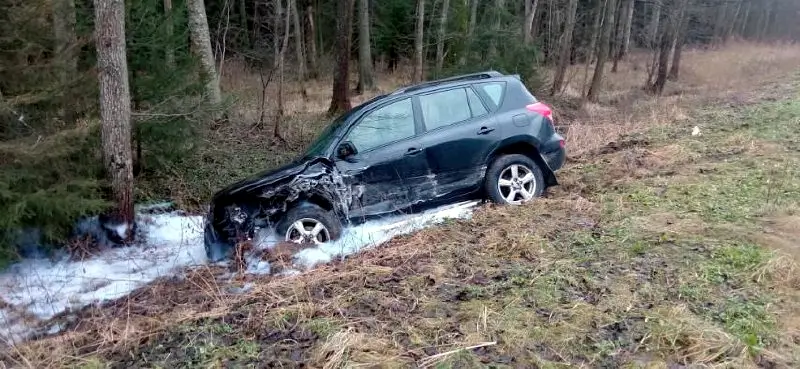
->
xmin=336 ymin=141 xmax=358 ymax=159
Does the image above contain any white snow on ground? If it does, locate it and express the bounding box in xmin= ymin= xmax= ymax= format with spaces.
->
xmin=0 ymin=201 xmax=478 ymax=345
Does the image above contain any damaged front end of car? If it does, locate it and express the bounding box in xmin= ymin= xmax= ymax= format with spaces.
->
xmin=203 ymin=157 xmax=355 ymax=262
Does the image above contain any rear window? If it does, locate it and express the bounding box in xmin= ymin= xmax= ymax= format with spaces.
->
xmin=476 ymin=82 xmax=506 ymax=109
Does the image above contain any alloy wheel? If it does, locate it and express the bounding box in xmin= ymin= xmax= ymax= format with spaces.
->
xmin=497 ymin=164 xmax=537 ymax=205
xmin=284 ymin=218 xmax=332 ymax=244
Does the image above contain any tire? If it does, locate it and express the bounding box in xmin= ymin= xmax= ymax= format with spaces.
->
xmin=275 ymin=203 xmax=343 ymax=244
xmin=485 ymin=154 xmax=545 ymax=205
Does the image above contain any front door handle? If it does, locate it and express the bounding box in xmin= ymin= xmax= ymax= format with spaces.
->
xmin=405 ymin=147 xmax=423 ymax=156
xmin=477 ymin=127 xmax=495 ymax=135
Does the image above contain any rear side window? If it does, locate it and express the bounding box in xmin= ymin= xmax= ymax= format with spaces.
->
xmin=419 ymin=88 xmax=473 ymax=130
xmin=466 ymin=87 xmax=488 ymax=117
xmin=476 ymin=82 xmax=506 ymax=109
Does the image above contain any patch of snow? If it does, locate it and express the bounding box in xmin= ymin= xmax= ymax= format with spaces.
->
xmin=0 ymin=201 xmax=478 ymax=345
xmin=112 ymin=223 xmax=130 ymax=240
xmin=293 ymin=200 xmax=478 ymax=269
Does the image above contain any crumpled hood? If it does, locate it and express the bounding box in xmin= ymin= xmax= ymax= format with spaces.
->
xmin=211 ymin=158 xmax=316 ymax=202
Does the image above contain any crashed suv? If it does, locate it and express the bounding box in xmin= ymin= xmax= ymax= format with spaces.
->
xmin=205 ymin=71 xmax=566 ymax=261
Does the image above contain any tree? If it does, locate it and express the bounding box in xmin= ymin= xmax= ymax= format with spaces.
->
xmin=523 ymin=0 xmax=539 ymax=45
xmin=621 ymin=0 xmax=634 ymax=57
xmin=613 ymin=0 xmax=634 ymax=71
xmin=94 ymin=0 xmax=135 ymax=235
xmin=239 ymin=0 xmax=250 ymax=47
xmin=669 ymin=1 xmax=691 ymax=80
xmin=651 ymin=0 xmax=688 ymax=94
xmin=328 ymin=0 xmax=355 ymax=115
xmin=305 ymin=4 xmax=319 ymax=78
xmin=460 ymin=0 xmax=479 ymax=66
xmin=648 ymin=0 xmax=661 ymax=48
xmin=413 ymin=0 xmax=426 ymax=83
xmin=290 ymin=0 xmax=306 ymax=81
xmin=164 ymin=0 xmax=175 ymax=68
xmin=552 ymin=0 xmax=578 ymax=95
xmin=273 ymin=0 xmax=283 ymax=67
xmin=357 ymin=0 xmax=375 ymax=92
xmin=488 ymin=0 xmax=506 ymax=59
xmin=587 ymin=0 xmax=617 ymax=102
xmin=276 ymin=0 xmax=291 ymax=139
xmin=187 ymin=0 xmax=222 ymax=116
xmin=435 ymin=0 xmax=450 ymax=76
xmin=582 ymin=0 xmax=605 ymax=95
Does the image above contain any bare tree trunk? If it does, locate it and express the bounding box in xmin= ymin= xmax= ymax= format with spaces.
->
xmin=413 ymin=0 xmax=425 ymax=83
xmin=646 ymin=1 xmax=662 ymax=86
xmin=587 ymin=0 xmax=617 ymax=102
xmin=552 ymin=0 xmax=578 ymax=95
xmin=239 ymin=0 xmax=250 ymax=47
xmin=648 ymin=0 xmax=661 ymax=48
xmin=587 ymin=0 xmax=604 ymax=63
xmin=276 ymin=0 xmax=291 ymax=139
xmin=738 ymin=0 xmax=751 ymax=37
xmin=357 ymin=0 xmax=375 ymax=92
xmin=652 ymin=0 xmax=686 ymax=94
xmin=758 ymin=0 xmax=771 ymax=40
xmin=523 ymin=0 xmax=539 ymax=45
xmin=621 ymin=0 xmax=634 ymax=57
xmin=612 ymin=0 xmax=627 ymax=72
xmin=188 ymin=0 xmax=223 ymax=115
xmin=582 ymin=0 xmax=605 ymax=95
xmin=460 ymin=0 xmax=479 ymax=65
xmin=289 ymin=0 xmax=306 ymax=81
xmin=724 ymin=0 xmax=741 ymax=43
xmin=164 ymin=0 xmax=175 ymax=68
xmin=651 ymin=16 xmax=674 ymax=94
xmin=94 ymin=0 xmax=135 ymax=233
xmin=273 ymin=0 xmax=283 ymax=66
xmin=489 ymin=0 xmax=505 ymax=59
xmin=306 ymin=4 xmax=319 ymax=78
xmin=328 ymin=0 xmax=354 ymax=115
xmin=435 ymin=0 xmax=450 ymax=76
xmin=669 ymin=6 xmax=689 ymax=80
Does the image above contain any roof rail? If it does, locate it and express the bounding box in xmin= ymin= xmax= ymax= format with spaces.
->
xmin=390 ymin=70 xmax=504 ymax=95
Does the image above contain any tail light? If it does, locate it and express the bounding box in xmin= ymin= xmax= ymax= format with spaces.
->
xmin=526 ymin=102 xmax=554 ymax=123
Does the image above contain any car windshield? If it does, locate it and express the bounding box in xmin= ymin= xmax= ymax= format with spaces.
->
xmin=300 ymin=94 xmax=389 ymax=159
xmin=302 ymin=115 xmax=347 ymax=158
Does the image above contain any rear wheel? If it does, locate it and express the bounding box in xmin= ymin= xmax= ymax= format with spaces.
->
xmin=276 ymin=203 xmax=343 ymax=244
xmin=485 ymin=154 xmax=545 ymax=205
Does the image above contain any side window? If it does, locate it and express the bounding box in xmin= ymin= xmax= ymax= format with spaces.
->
xmin=346 ymin=98 xmax=415 ymax=153
xmin=477 ymin=82 xmax=506 ymax=108
xmin=466 ymin=87 xmax=488 ymax=117
xmin=419 ymin=88 xmax=472 ymax=131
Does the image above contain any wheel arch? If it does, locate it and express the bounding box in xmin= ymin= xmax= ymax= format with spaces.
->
xmin=486 ymin=139 xmax=558 ymax=187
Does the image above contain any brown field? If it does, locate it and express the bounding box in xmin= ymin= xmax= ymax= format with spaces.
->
xmin=3 ymin=42 xmax=800 ymax=368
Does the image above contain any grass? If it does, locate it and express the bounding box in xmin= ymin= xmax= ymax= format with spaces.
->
xmin=4 ymin=43 xmax=800 ymax=367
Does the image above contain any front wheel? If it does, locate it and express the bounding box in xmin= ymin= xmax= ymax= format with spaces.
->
xmin=485 ymin=154 xmax=545 ymax=205
xmin=275 ymin=203 xmax=343 ymax=244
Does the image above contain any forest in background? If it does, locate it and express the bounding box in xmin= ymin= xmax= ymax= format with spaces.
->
xmin=1 ymin=0 xmax=799 ymax=265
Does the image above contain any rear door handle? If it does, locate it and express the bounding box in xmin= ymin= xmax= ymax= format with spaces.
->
xmin=477 ymin=127 xmax=495 ymax=135
xmin=405 ymin=147 xmax=423 ymax=156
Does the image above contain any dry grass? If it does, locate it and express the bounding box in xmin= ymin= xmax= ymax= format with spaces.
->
xmin=554 ymin=41 xmax=800 ymax=159
xmin=4 ymin=43 xmax=800 ymax=368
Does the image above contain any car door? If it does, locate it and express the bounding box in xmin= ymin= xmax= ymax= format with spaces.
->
xmin=413 ymin=85 xmax=498 ymax=202
xmin=333 ymin=97 xmax=430 ymax=221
